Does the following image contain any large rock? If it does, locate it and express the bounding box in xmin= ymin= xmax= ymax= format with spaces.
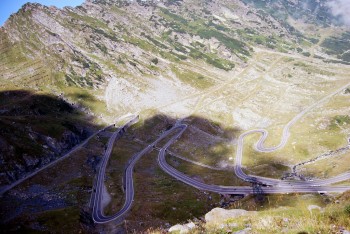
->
xmin=169 ymin=222 xmax=196 ymax=233
xmin=205 ymin=208 xmax=256 ymax=226
xmin=234 ymin=228 xmax=252 ymax=234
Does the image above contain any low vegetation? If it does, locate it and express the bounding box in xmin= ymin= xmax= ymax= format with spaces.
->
xmin=321 ymin=32 xmax=350 ymax=62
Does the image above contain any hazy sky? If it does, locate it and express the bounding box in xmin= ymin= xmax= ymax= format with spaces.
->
xmin=0 ymin=0 xmax=85 ymax=26
xmin=327 ymin=0 xmax=350 ymax=26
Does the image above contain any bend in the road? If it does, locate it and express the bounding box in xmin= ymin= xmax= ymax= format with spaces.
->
xmin=234 ymin=82 xmax=350 ymax=186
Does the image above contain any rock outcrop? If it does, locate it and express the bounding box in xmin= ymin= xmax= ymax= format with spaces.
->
xmin=169 ymin=222 xmax=196 ymax=233
xmin=205 ymin=208 xmax=256 ymax=227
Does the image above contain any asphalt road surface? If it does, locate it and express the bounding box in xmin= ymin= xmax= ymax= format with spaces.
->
xmin=92 ymin=115 xmax=139 ymax=224
xmin=157 ymin=125 xmax=350 ymax=195
xmin=94 ymin=118 xmax=350 ymax=224
xmin=234 ymin=82 xmax=350 ymax=186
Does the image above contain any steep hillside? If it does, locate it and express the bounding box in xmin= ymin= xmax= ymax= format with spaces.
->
xmin=0 ymin=90 xmax=97 ymax=189
xmin=1 ymin=0 xmax=347 ymax=121
xmin=0 ymin=0 xmax=350 ymax=233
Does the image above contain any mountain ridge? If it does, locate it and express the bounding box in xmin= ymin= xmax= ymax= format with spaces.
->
xmin=2 ymin=0 xmax=348 ymax=122
xmin=1 ymin=0 xmax=350 ymax=232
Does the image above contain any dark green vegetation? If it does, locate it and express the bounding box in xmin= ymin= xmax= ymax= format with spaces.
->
xmin=242 ymin=0 xmax=336 ymax=27
xmin=321 ymin=32 xmax=350 ymax=62
xmin=345 ymin=204 xmax=350 ymax=214
xmin=171 ymin=66 xmax=215 ymax=89
xmin=330 ymin=115 xmax=350 ymax=130
xmin=0 ymin=135 xmax=106 ymax=233
xmin=240 ymin=0 xmax=347 ymax=55
xmin=158 ymin=7 xmax=249 ymax=66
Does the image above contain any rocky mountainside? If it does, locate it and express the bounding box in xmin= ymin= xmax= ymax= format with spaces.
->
xmin=1 ymin=0 xmax=350 ymax=233
xmin=1 ymin=0 xmax=348 ymax=121
xmin=0 ymin=90 xmax=96 ymax=189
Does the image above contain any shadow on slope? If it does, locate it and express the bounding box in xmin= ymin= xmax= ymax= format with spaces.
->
xmin=0 ymin=107 xmax=295 ymax=233
xmin=0 ymin=90 xmax=99 ymax=187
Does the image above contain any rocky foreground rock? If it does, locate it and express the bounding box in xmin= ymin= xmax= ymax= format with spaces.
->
xmin=205 ymin=207 xmax=256 ymax=227
xmin=169 ymin=207 xmax=256 ymax=233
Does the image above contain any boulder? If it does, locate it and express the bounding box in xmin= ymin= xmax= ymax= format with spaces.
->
xmin=169 ymin=222 xmax=196 ymax=233
xmin=234 ymin=227 xmax=252 ymax=234
xmin=205 ymin=208 xmax=256 ymax=226
xmin=169 ymin=224 xmax=188 ymax=233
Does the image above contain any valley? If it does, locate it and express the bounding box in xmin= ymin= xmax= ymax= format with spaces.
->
xmin=0 ymin=0 xmax=350 ymax=233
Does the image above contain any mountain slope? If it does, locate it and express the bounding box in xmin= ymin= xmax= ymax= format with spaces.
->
xmin=2 ymin=0 xmax=347 ymax=120
xmin=0 ymin=90 xmax=97 ymax=190
xmin=0 ymin=0 xmax=350 ymax=233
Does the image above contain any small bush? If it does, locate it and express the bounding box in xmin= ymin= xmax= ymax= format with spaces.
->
xmin=151 ymin=58 xmax=159 ymax=64
xmin=345 ymin=204 xmax=350 ymax=214
xmin=302 ymin=52 xmax=311 ymax=57
xmin=334 ymin=115 xmax=350 ymax=125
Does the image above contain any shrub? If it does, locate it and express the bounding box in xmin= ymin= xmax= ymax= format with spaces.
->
xmin=151 ymin=58 xmax=159 ymax=64
xmin=345 ymin=204 xmax=350 ymax=214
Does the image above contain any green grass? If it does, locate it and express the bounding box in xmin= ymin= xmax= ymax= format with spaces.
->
xmin=0 ymin=30 xmax=52 ymax=90
xmin=58 ymin=86 xmax=109 ymax=116
xmin=66 ymin=11 xmax=111 ymax=32
xmin=167 ymin=154 xmax=247 ymax=186
xmin=158 ymin=7 xmax=249 ymax=67
xmin=187 ymin=47 xmax=235 ymax=71
xmin=132 ymin=151 xmax=216 ymax=225
xmin=178 ymin=192 xmax=350 ymax=233
xmin=197 ymin=28 xmax=250 ymax=56
xmin=302 ymin=152 xmax=350 ymax=178
xmin=142 ymin=33 xmax=169 ymax=49
xmin=320 ymin=32 xmax=350 ymax=62
xmin=36 ymin=207 xmax=81 ymax=231
xmin=123 ymin=35 xmax=158 ymax=52
xmin=171 ymin=66 xmax=215 ymax=89
xmin=104 ymin=136 xmax=144 ymax=216
xmin=330 ymin=115 xmax=350 ymax=129
xmin=236 ymin=28 xmax=294 ymax=52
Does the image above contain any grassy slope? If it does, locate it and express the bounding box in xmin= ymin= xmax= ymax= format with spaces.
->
xmin=201 ymin=191 xmax=350 ymax=233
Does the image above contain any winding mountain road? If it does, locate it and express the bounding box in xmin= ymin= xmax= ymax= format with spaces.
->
xmin=2 ymin=82 xmax=349 ymax=225
xmin=92 ymin=115 xmax=139 ymax=224
xmin=90 ymin=82 xmax=350 ymax=224
xmin=234 ymin=82 xmax=350 ymax=186
xmin=157 ymin=125 xmax=350 ymax=195
xmin=94 ymin=117 xmax=350 ymax=224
